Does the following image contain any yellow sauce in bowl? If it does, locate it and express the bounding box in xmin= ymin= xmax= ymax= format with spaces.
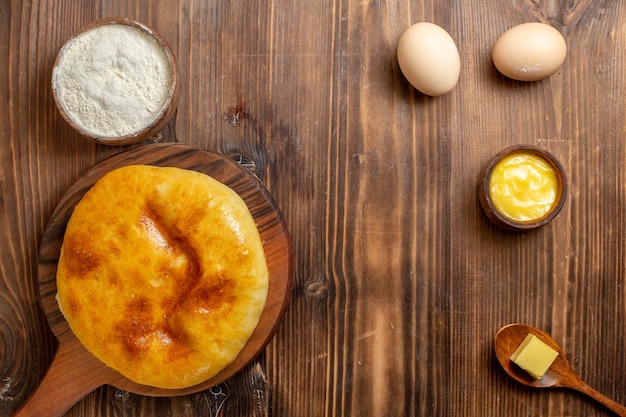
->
xmin=488 ymin=153 xmax=558 ymax=222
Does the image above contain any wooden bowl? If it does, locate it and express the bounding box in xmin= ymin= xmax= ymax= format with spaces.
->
xmin=51 ymin=18 xmax=180 ymax=146
xmin=478 ymin=145 xmax=568 ymax=231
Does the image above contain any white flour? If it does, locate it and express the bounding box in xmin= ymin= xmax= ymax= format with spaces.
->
xmin=53 ymin=23 xmax=172 ymax=138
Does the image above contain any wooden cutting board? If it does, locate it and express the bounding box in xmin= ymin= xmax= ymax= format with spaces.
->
xmin=16 ymin=143 xmax=293 ymax=417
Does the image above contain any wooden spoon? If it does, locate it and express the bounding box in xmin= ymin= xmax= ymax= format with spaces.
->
xmin=494 ymin=323 xmax=626 ymax=416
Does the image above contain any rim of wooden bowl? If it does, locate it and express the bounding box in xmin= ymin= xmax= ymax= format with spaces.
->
xmin=478 ymin=144 xmax=568 ymax=232
xmin=51 ymin=17 xmax=180 ymax=146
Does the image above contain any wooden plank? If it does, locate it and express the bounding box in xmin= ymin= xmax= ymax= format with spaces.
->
xmin=1 ymin=0 xmax=625 ymax=415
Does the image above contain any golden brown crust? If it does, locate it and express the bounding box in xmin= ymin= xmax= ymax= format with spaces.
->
xmin=56 ymin=165 xmax=269 ymax=388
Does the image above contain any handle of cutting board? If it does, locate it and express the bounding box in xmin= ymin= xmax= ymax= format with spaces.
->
xmin=13 ymin=341 xmax=106 ymax=417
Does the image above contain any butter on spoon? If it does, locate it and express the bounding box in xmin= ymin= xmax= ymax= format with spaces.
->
xmin=494 ymin=323 xmax=626 ymax=416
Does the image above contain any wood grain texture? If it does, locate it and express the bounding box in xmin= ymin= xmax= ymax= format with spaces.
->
xmin=2 ymin=0 xmax=626 ymax=416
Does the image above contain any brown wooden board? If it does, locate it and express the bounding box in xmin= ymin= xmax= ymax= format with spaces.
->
xmin=18 ymin=144 xmax=292 ymax=416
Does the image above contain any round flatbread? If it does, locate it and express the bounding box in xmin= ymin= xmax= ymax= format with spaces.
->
xmin=56 ymin=165 xmax=269 ymax=389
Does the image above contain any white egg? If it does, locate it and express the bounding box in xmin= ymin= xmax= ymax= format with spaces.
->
xmin=492 ymin=22 xmax=567 ymax=82
xmin=397 ymin=22 xmax=460 ymax=96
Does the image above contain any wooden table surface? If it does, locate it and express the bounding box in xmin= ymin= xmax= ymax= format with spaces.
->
xmin=2 ymin=0 xmax=625 ymax=416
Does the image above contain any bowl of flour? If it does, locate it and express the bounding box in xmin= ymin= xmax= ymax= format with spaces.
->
xmin=52 ymin=18 xmax=180 ymax=146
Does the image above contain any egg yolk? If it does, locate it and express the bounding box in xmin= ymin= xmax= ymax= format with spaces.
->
xmin=488 ymin=153 xmax=558 ymax=222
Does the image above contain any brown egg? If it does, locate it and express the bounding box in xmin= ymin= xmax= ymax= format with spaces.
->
xmin=492 ymin=22 xmax=567 ymax=82
xmin=397 ymin=22 xmax=460 ymax=96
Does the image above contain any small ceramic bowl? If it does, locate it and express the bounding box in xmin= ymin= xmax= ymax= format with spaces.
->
xmin=478 ymin=145 xmax=568 ymax=231
xmin=52 ymin=18 xmax=180 ymax=146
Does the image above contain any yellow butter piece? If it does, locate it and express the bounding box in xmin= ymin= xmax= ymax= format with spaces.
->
xmin=510 ymin=334 xmax=558 ymax=379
